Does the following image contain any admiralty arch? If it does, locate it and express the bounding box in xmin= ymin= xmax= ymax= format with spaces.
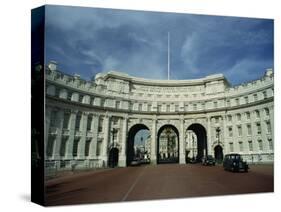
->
xmin=45 ymin=61 xmax=274 ymax=171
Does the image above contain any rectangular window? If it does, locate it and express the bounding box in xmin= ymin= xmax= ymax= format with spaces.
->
xmin=148 ymin=104 xmax=151 ymax=111
xmin=235 ymin=98 xmax=239 ymax=105
xmin=238 ymin=125 xmax=242 ymax=136
xmin=268 ymin=139 xmax=273 ymax=150
xmin=215 ymin=117 xmax=219 ymax=123
xmin=175 ymin=105 xmax=179 ymax=112
xmin=67 ymin=92 xmax=72 ymax=101
xmin=258 ymin=140 xmax=263 ymax=151
xmin=139 ymin=104 xmax=142 ymax=111
xmin=193 ymin=104 xmax=197 ymax=111
xmin=63 ymin=112 xmax=70 ymax=129
xmin=50 ymin=111 xmax=58 ymax=127
xmin=98 ymin=118 xmax=103 ymax=132
xmin=79 ymin=95 xmax=84 ymax=103
xmin=158 ymin=105 xmax=162 ymax=112
xmin=226 ymin=100 xmax=231 ymax=107
xmin=248 ymin=141 xmax=253 ymax=151
xmin=265 ymin=108 xmax=270 ymax=116
xmin=228 ymin=127 xmax=233 ymax=137
xmin=237 ymin=114 xmax=241 ymax=121
xmin=60 ymin=138 xmax=67 ymax=157
xmin=254 ymin=93 xmax=258 ymax=101
xmin=266 ymin=121 xmax=271 ymax=133
xmin=214 ymin=101 xmax=218 ymax=108
xmin=85 ymin=140 xmax=91 ymax=157
xmin=167 ymin=105 xmax=170 ymax=112
xmin=87 ymin=115 xmax=93 ymax=131
xmin=263 ymin=91 xmax=267 ymax=99
xmin=73 ymin=139 xmax=80 ymax=157
xmin=246 ymin=112 xmax=250 ymax=119
xmin=239 ymin=142 xmax=243 ymax=152
xmin=229 ymin=143 xmax=234 ymax=152
xmin=247 ymin=124 xmax=252 ymax=135
xmin=255 ymin=110 xmax=260 ymax=118
xmin=228 ymin=115 xmax=232 ymax=122
xmin=244 ymin=96 xmax=249 ymax=104
xmin=96 ymin=140 xmax=101 ymax=156
xmin=256 ymin=123 xmax=261 ymax=134
xmin=75 ymin=113 xmax=82 ymax=131
xmin=116 ymin=101 xmax=120 ymax=109
xmin=46 ymin=136 xmax=55 ymax=157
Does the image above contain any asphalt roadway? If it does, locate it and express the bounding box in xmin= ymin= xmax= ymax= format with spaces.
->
xmin=45 ymin=164 xmax=273 ymax=206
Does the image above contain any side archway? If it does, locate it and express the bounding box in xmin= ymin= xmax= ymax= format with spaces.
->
xmin=126 ymin=124 xmax=150 ymax=166
xmin=186 ymin=123 xmax=207 ymax=162
xmin=108 ymin=147 xmax=119 ymax=168
xmin=157 ymin=124 xmax=179 ymax=164
xmin=214 ymin=145 xmax=223 ymax=163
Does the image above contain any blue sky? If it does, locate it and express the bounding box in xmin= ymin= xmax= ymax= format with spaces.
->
xmin=45 ymin=5 xmax=273 ymax=85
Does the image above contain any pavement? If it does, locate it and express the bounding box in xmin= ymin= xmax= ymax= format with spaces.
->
xmin=45 ymin=164 xmax=273 ymax=206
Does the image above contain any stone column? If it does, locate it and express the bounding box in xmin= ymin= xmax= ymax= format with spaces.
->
xmin=150 ymin=117 xmax=157 ymax=164
xmin=269 ymin=106 xmax=274 ymax=147
xmin=78 ymin=112 xmax=88 ymax=159
xmin=207 ymin=116 xmax=212 ymax=155
xmin=65 ymin=110 xmax=77 ymax=160
xmin=45 ymin=107 xmax=52 ymax=158
xmin=179 ymin=117 xmax=185 ymax=164
xmin=102 ymin=114 xmax=110 ymax=165
xmin=53 ymin=109 xmax=64 ymax=160
xmin=89 ymin=114 xmax=99 ymax=159
xmin=119 ymin=115 xmax=128 ymax=167
xmin=222 ymin=115 xmax=227 ymax=155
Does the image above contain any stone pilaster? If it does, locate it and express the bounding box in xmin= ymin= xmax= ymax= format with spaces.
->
xmin=179 ymin=117 xmax=185 ymax=164
xmin=78 ymin=112 xmax=88 ymax=159
xmin=119 ymin=115 xmax=128 ymax=167
xmin=101 ymin=114 xmax=110 ymax=165
xmin=65 ymin=110 xmax=77 ymax=160
xmin=89 ymin=114 xmax=99 ymax=159
xmin=222 ymin=115 xmax=227 ymax=154
xmin=53 ymin=109 xmax=64 ymax=160
xmin=150 ymin=117 xmax=157 ymax=164
xmin=45 ymin=107 xmax=52 ymax=158
xmin=207 ymin=116 xmax=212 ymax=155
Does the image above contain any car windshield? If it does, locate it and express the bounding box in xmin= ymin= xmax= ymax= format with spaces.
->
xmin=230 ymin=155 xmax=241 ymax=160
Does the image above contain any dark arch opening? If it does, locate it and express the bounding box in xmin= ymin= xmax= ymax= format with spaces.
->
xmin=108 ymin=147 xmax=119 ymax=168
xmin=187 ymin=123 xmax=207 ymax=162
xmin=214 ymin=145 xmax=223 ymax=163
xmin=157 ymin=124 xmax=179 ymax=164
xmin=126 ymin=124 xmax=150 ymax=166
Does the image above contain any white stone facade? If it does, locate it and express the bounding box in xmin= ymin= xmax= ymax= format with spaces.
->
xmin=45 ymin=61 xmax=274 ymax=171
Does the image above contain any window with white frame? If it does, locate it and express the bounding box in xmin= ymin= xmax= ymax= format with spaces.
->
xmin=258 ymin=139 xmax=263 ymax=151
xmin=228 ymin=127 xmax=233 ymax=137
xmin=238 ymin=125 xmax=242 ymax=136
xmin=248 ymin=140 xmax=253 ymax=151
xmin=256 ymin=122 xmax=261 ymax=134
xmin=268 ymin=138 xmax=273 ymax=150
xmin=246 ymin=112 xmax=251 ymax=120
xmin=247 ymin=124 xmax=252 ymax=135
xmin=266 ymin=121 xmax=271 ymax=133
xmin=239 ymin=141 xmax=243 ymax=152
xmin=229 ymin=142 xmax=234 ymax=152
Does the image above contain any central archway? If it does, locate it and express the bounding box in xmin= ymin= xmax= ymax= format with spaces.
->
xmin=186 ymin=123 xmax=207 ymax=162
xmin=126 ymin=124 xmax=150 ymax=166
xmin=157 ymin=125 xmax=179 ymax=164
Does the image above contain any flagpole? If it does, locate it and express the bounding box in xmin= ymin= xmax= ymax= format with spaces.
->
xmin=168 ymin=32 xmax=170 ymax=80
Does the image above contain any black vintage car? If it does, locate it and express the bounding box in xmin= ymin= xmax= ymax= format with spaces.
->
xmin=223 ymin=154 xmax=249 ymax=172
xmin=201 ymin=155 xmax=216 ymax=166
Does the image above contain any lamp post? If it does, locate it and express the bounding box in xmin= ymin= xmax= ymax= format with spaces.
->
xmin=216 ymin=127 xmax=221 ymax=144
